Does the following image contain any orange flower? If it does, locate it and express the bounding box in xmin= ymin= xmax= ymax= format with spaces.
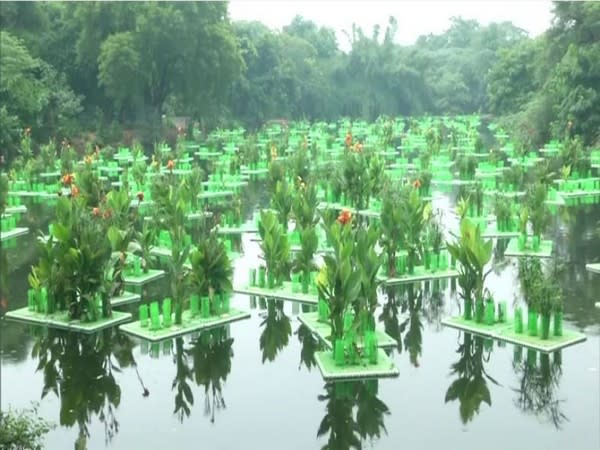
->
xmin=353 ymin=143 xmax=363 ymax=153
xmin=337 ymin=208 xmax=352 ymax=225
xmin=92 ymin=207 xmax=101 ymax=217
xmin=71 ymin=185 xmax=80 ymax=197
xmin=62 ymin=173 xmax=74 ymax=186
xmin=167 ymin=160 xmax=175 ymax=171
xmin=345 ymin=132 xmax=352 ymax=148
xmin=137 ymin=191 xmax=144 ymax=202
xmin=413 ymin=179 xmax=421 ymax=189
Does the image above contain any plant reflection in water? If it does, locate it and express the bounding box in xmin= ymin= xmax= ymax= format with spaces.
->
xmin=445 ymin=332 xmax=500 ymax=424
xmin=31 ymin=327 xmax=135 ymax=449
xmin=512 ymin=347 xmax=567 ymax=428
xmin=317 ymin=380 xmax=391 ymax=450
xmin=165 ymin=326 xmax=234 ymax=423
xmin=259 ymin=299 xmax=292 ymax=363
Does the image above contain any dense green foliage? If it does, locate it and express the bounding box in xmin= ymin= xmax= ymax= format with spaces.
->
xmin=1 ymin=1 xmax=598 ymax=162
xmin=0 ymin=405 xmax=54 ymax=450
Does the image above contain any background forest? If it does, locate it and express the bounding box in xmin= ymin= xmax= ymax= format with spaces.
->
xmin=1 ymin=1 xmax=598 ymax=162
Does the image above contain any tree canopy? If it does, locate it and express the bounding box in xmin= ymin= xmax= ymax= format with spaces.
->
xmin=0 ymin=0 xmax=598 ymax=160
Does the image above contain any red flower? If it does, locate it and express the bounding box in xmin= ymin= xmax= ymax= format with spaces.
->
xmin=62 ymin=173 xmax=74 ymax=186
xmin=337 ymin=209 xmax=352 ymax=225
xmin=92 ymin=207 xmax=101 ymax=217
xmin=137 ymin=191 xmax=144 ymax=202
xmin=413 ymin=179 xmax=422 ymax=189
xmin=167 ymin=160 xmax=175 ymax=171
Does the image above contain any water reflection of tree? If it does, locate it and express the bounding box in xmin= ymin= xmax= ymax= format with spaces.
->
xmin=445 ymin=332 xmax=499 ymax=424
xmin=296 ymin=323 xmax=319 ymax=370
xmin=512 ymin=347 xmax=567 ymax=428
xmin=259 ymin=299 xmax=291 ymax=363
xmin=379 ymin=286 xmax=408 ymax=354
xmin=171 ymin=326 xmax=234 ymax=424
xmin=379 ymin=285 xmax=429 ymax=366
xmin=403 ymin=287 xmax=423 ymax=367
xmin=190 ymin=327 xmax=233 ymax=423
xmin=317 ymin=380 xmax=390 ymax=450
xmin=31 ymin=327 xmax=134 ymax=449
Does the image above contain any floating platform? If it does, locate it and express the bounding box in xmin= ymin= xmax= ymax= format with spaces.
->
xmin=378 ymin=267 xmax=458 ymax=285
xmin=110 ymin=291 xmax=141 ymax=307
xmin=442 ymin=316 xmax=586 ymax=352
xmin=432 ymin=179 xmax=478 ymax=186
xmin=241 ymin=168 xmax=269 ymax=176
xmin=150 ymin=246 xmax=172 ymax=258
xmin=0 ymin=227 xmax=28 ymax=242
xmin=5 ymin=205 xmax=27 ymax=214
xmin=119 ymin=308 xmax=250 ymax=342
xmin=233 ymin=283 xmax=318 ymax=304
xmin=504 ymin=238 xmax=553 ymax=258
xmin=586 ymin=263 xmax=600 ymax=274
xmin=198 ymin=190 xmax=235 ymax=200
xmin=481 ymin=226 xmax=520 ymax=239
xmin=314 ymin=349 xmax=399 ymax=380
xmin=298 ymin=312 xmax=397 ymax=350
xmin=217 ymin=224 xmax=259 ymax=235
xmin=123 ymin=269 xmax=165 ymax=285
xmin=558 ymin=190 xmax=600 ymax=199
xmin=5 ymin=308 xmax=132 ymax=333
xmin=8 ymin=191 xmax=57 ymax=199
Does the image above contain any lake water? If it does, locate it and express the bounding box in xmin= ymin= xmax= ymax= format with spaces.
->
xmin=1 ymin=184 xmax=599 ymax=450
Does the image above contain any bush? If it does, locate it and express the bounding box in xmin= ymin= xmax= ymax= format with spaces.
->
xmin=0 ymin=405 xmax=54 ymax=450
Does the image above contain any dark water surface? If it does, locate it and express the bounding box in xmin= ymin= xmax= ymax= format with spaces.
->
xmin=1 ymin=192 xmax=599 ymax=450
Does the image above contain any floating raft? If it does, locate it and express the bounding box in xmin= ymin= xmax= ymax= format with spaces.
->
xmin=504 ymin=238 xmax=553 ymax=258
xmin=315 ymin=349 xmax=399 ymax=381
xmin=5 ymin=308 xmax=132 ymax=333
xmin=119 ymin=308 xmax=250 ymax=342
xmin=481 ymin=227 xmax=520 ymax=239
xmin=217 ymin=223 xmax=259 ymax=235
xmin=432 ymin=179 xmax=478 ymax=186
xmin=241 ymin=167 xmax=269 ymax=175
xmin=298 ymin=312 xmax=397 ymax=350
xmin=378 ymin=268 xmax=458 ymax=286
xmin=110 ymin=291 xmax=141 ymax=307
xmin=558 ymin=190 xmax=600 ymax=199
xmin=198 ymin=190 xmax=235 ymax=199
xmin=233 ymin=283 xmax=318 ymax=305
xmin=5 ymin=205 xmax=27 ymax=214
xmin=586 ymin=263 xmax=600 ymax=274
xmin=123 ymin=269 xmax=166 ymax=285
xmin=442 ymin=316 xmax=586 ymax=352
xmin=150 ymin=246 xmax=171 ymax=258
xmin=0 ymin=227 xmax=28 ymax=242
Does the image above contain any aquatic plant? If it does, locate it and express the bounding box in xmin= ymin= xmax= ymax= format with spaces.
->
xmin=190 ymin=232 xmax=233 ymax=309
xmin=258 ymin=209 xmax=290 ymax=288
xmin=446 ymin=218 xmax=493 ymax=320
